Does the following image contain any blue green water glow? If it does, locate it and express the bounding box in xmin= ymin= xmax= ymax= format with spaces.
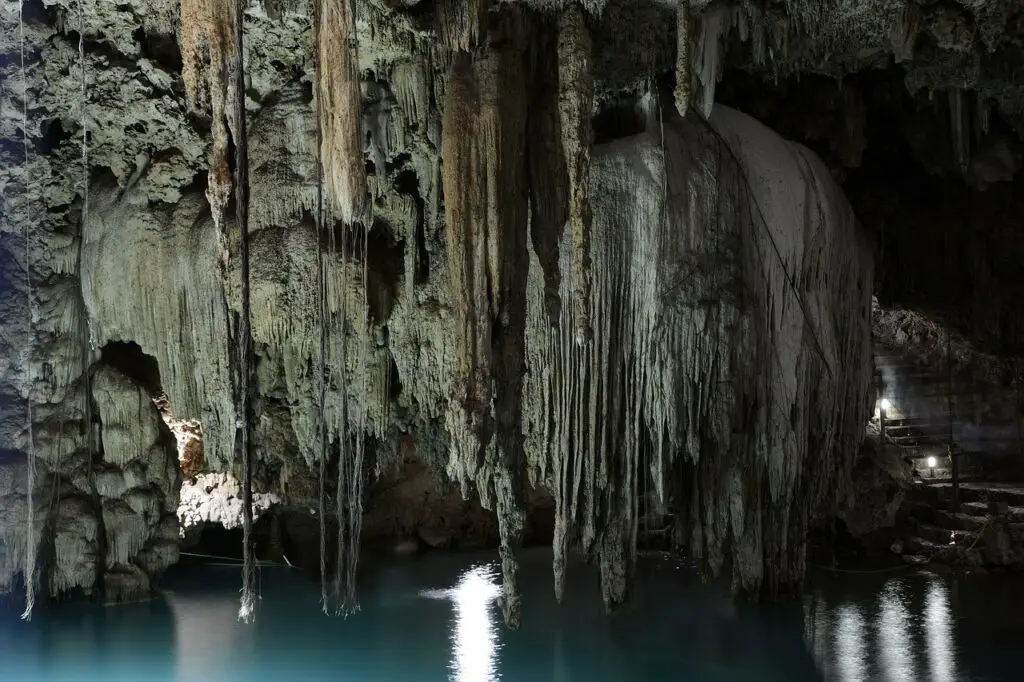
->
xmin=2 ymin=549 xmax=1023 ymax=681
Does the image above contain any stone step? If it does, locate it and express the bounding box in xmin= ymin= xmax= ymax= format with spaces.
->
xmin=932 ymin=509 xmax=991 ymax=532
xmin=961 ymin=501 xmax=1024 ymax=522
xmin=908 ymin=483 xmax=1024 ymax=511
xmin=904 ymin=535 xmax=982 ymax=564
xmin=904 ymin=535 xmax=953 ymax=558
xmin=913 ymin=522 xmax=981 ymax=548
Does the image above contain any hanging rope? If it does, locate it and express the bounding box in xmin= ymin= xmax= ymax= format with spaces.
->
xmin=231 ymin=0 xmax=257 ymax=624
xmin=18 ymin=0 xmax=37 ymax=623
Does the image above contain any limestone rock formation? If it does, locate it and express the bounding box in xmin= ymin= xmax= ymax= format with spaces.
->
xmin=0 ymin=0 xmax=1020 ymax=625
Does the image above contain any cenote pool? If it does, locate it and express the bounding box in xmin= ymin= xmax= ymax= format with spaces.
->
xmin=2 ymin=548 xmax=1023 ymax=681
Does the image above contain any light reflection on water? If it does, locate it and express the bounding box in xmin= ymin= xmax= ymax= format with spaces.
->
xmin=448 ymin=564 xmax=503 ymax=682
xmin=925 ymin=578 xmax=955 ymax=682
xmin=3 ymin=551 xmax=1024 ymax=681
xmin=805 ymin=575 xmax=959 ymax=682
xmin=878 ymin=580 xmax=916 ymax=681
xmin=834 ymin=604 xmax=867 ymax=682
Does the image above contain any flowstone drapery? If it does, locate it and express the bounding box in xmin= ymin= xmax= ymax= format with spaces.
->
xmin=522 ymin=103 xmax=873 ymax=608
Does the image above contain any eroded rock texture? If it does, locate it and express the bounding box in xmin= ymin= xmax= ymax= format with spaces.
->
xmin=2 ymin=0 xmax=1017 ymax=622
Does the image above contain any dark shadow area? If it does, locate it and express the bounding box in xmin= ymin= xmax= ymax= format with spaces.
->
xmin=98 ymin=341 xmax=163 ymax=395
xmin=717 ymin=64 xmax=1024 ymax=359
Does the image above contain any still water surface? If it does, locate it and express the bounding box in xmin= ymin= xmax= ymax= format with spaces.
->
xmin=2 ymin=548 xmax=1023 ymax=681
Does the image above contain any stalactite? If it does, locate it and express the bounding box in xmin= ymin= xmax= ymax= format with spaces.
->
xmin=442 ymin=52 xmax=491 ymax=500
xmin=525 ymin=21 xmax=569 ymax=330
xmin=392 ymin=59 xmax=431 ymax=131
xmin=230 ymin=0 xmax=257 ymax=624
xmin=557 ymin=4 xmax=595 ymax=345
xmin=76 ymin=0 xmax=95 ymax=565
xmin=693 ymin=7 xmax=728 ymax=118
xmin=949 ymin=88 xmax=970 ymax=173
xmin=178 ymin=0 xmax=238 ymax=229
xmin=318 ymin=0 xmax=369 ymax=225
xmin=17 ymin=0 xmax=37 ymax=623
xmin=441 ymin=11 xmax=532 ymax=628
xmin=435 ymin=0 xmax=491 ymax=52
xmin=674 ymin=2 xmax=690 ymax=116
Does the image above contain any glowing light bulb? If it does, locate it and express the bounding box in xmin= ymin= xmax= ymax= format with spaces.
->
xmin=880 ymin=398 xmax=892 ymax=412
xmin=927 ymin=456 xmax=937 ymax=469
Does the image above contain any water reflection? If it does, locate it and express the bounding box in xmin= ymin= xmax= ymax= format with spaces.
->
xmin=805 ymin=575 xmax=959 ymax=682
xmin=421 ymin=563 xmax=504 ymax=682
xmin=925 ymin=578 xmax=955 ymax=682
xmin=165 ymin=587 xmax=252 ymax=680
xmin=878 ymin=581 xmax=916 ymax=681
xmin=450 ymin=564 xmax=503 ymax=682
xmin=834 ymin=604 xmax=867 ymax=682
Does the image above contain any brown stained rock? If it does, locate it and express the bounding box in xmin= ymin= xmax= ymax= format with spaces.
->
xmin=180 ymin=435 xmax=205 ymax=479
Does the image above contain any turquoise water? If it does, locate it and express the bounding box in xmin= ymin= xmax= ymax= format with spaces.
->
xmin=2 ymin=549 xmax=1023 ymax=681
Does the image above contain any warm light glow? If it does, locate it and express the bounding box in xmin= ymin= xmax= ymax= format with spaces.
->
xmin=879 ymin=398 xmax=891 ymax=412
xmin=927 ymin=456 xmax=937 ymax=469
xmin=450 ymin=565 xmax=503 ymax=682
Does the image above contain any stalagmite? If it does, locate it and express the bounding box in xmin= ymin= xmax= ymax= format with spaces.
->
xmin=675 ymin=2 xmax=690 ymax=117
xmin=557 ymin=4 xmax=595 ymax=344
xmin=230 ymin=0 xmax=257 ymax=624
xmin=318 ymin=0 xmax=369 ymax=225
xmin=17 ymin=0 xmax=37 ymax=623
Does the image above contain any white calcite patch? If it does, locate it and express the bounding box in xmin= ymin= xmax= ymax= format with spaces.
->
xmin=177 ymin=472 xmax=279 ymax=536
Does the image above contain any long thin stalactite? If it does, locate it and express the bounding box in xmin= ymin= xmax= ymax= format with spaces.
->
xmin=313 ymin=0 xmax=330 ymax=615
xmin=18 ymin=0 xmax=37 ymax=623
xmin=76 ymin=0 xmax=96 ymax=557
xmin=232 ymin=0 xmax=257 ymax=624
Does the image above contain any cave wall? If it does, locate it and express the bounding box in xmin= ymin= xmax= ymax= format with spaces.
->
xmin=8 ymin=0 xmax=1015 ymax=616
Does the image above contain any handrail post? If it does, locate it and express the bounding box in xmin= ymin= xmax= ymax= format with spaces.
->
xmin=947 ymin=329 xmax=959 ymax=510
